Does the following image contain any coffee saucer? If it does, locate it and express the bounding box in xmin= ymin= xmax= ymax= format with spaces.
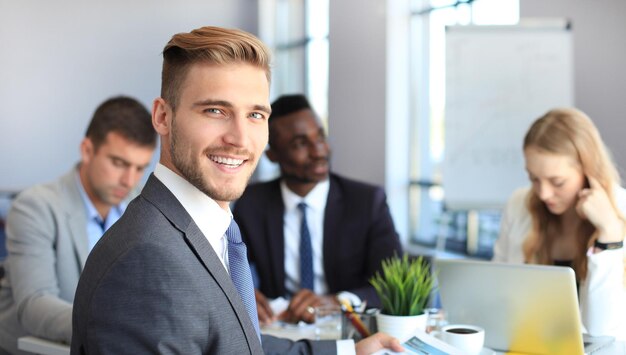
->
xmin=480 ymin=347 xmax=497 ymax=355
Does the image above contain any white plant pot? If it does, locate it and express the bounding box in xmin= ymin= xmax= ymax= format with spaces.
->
xmin=375 ymin=312 xmax=427 ymax=342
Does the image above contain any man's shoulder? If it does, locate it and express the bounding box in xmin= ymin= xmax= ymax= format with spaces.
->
xmin=330 ymin=173 xmax=383 ymax=195
xmin=90 ymin=196 xmax=177 ymax=261
xmin=238 ymin=178 xmax=280 ymax=200
xmin=12 ymin=169 xmax=77 ymax=209
xmin=122 ymin=194 xmax=168 ymax=226
xmin=233 ymin=179 xmax=281 ymax=221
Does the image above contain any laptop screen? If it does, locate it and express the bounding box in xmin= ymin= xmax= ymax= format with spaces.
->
xmin=434 ymin=258 xmax=585 ymax=354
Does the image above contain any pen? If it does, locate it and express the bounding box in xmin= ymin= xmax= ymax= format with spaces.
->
xmin=339 ymin=299 xmax=371 ymax=338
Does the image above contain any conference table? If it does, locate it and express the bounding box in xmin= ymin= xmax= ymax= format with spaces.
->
xmin=17 ymin=333 xmax=626 ymax=355
xmin=262 ymin=324 xmax=626 ymax=355
xmin=17 ymin=336 xmax=69 ymax=355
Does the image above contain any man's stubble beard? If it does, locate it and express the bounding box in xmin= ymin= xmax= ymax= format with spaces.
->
xmin=169 ymin=115 xmax=257 ymax=202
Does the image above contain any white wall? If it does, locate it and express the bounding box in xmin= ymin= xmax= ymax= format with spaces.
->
xmin=328 ymin=0 xmax=411 ymax=240
xmin=0 ymin=0 xmax=257 ymax=191
xmin=521 ymin=0 xmax=626 ymax=177
xmin=328 ymin=0 xmax=387 ymax=186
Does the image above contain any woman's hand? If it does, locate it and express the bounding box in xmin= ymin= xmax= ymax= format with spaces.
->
xmin=576 ymin=176 xmax=624 ymax=243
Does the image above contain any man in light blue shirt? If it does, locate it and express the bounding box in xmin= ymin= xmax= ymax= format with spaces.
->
xmin=0 ymin=96 xmax=157 ymax=354
xmin=76 ymin=173 xmax=125 ymax=251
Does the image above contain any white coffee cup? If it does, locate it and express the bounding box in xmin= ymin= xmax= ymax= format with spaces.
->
xmin=440 ymin=324 xmax=485 ymax=355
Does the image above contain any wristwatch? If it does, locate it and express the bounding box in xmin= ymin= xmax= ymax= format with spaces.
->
xmin=594 ymin=240 xmax=624 ymax=250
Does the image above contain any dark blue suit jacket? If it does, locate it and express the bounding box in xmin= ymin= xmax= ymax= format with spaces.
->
xmin=233 ymin=173 xmax=402 ymax=307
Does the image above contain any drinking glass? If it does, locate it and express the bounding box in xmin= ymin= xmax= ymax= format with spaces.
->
xmin=424 ymin=308 xmax=447 ymax=334
xmin=314 ymin=305 xmax=342 ymax=340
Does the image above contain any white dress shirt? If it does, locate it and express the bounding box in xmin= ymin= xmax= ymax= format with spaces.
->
xmin=280 ymin=179 xmax=357 ymax=354
xmin=154 ymin=163 xmax=231 ymax=271
xmin=75 ymin=169 xmax=125 ymax=251
xmin=494 ymin=186 xmax=626 ymax=340
xmin=155 ymin=165 xmax=355 ymax=354
xmin=281 ymin=178 xmax=330 ymax=295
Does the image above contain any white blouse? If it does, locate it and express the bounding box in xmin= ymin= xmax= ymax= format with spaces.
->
xmin=493 ymin=187 xmax=626 ymax=340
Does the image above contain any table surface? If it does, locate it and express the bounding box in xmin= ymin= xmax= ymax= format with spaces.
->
xmin=18 ymin=332 xmax=625 ymax=355
xmin=17 ymin=336 xmax=70 ymax=355
xmin=261 ymin=325 xmax=626 ymax=355
xmin=262 ymin=322 xmax=317 ymax=341
xmin=494 ymin=340 xmax=625 ymax=355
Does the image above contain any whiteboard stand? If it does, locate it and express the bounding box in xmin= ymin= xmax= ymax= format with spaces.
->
xmin=466 ymin=210 xmax=480 ymax=255
xmin=435 ymin=212 xmax=452 ymax=252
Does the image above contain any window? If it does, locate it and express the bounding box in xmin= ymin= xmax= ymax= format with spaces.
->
xmin=258 ymin=0 xmax=328 ymax=119
xmin=256 ymin=0 xmax=329 ymax=181
xmin=408 ymin=0 xmax=519 ymax=258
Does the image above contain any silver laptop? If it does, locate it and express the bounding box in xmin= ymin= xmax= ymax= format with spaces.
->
xmin=433 ymin=258 xmax=613 ymax=354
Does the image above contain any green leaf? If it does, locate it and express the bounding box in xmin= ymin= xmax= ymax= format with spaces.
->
xmin=369 ymin=254 xmax=435 ymax=316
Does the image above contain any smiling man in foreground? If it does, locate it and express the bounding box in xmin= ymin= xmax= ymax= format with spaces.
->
xmin=70 ymin=26 xmax=403 ymax=355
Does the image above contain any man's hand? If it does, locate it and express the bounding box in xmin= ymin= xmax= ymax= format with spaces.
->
xmin=254 ymin=289 xmax=276 ymax=325
xmin=278 ymin=289 xmax=338 ymax=324
xmin=355 ymin=332 xmax=404 ymax=355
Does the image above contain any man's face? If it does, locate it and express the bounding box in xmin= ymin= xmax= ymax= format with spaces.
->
xmin=267 ymin=108 xmax=330 ymax=186
xmin=80 ymin=132 xmax=155 ymax=211
xmin=157 ymin=62 xmax=270 ymax=208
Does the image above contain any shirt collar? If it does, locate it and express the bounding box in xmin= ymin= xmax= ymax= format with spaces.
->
xmin=74 ymin=167 xmax=124 ymax=222
xmin=153 ymin=163 xmax=231 ymax=240
xmin=280 ymin=177 xmax=330 ymax=213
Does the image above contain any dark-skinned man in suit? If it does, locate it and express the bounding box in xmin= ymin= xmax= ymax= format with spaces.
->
xmin=234 ymin=94 xmax=403 ymax=326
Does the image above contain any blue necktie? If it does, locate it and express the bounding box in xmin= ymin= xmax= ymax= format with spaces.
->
xmin=226 ymin=220 xmax=261 ymax=341
xmin=298 ymin=202 xmax=314 ymax=291
xmin=95 ymin=217 xmax=106 ymax=233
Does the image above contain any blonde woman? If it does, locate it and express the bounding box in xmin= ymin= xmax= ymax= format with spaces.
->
xmin=493 ymin=108 xmax=626 ymax=340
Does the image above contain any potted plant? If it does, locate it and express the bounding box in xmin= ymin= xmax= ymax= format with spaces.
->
xmin=369 ymin=254 xmax=435 ymax=341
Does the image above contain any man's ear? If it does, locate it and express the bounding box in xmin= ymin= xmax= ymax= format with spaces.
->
xmin=80 ymin=137 xmax=95 ymax=163
xmin=266 ymin=147 xmax=278 ymax=163
xmin=152 ymin=98 xmax=172 ymax=136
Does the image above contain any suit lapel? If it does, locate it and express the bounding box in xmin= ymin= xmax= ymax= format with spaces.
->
xmin=141 ymin=175 xmax=262 ymax=352
xmin=323 ymin=175 xmax=344 ymax=287
xmin=266 ymin=180 xmax=286 ymax=295
xmin=68 ymin=213 xmax=89 ymax=268
xmin=60 ymin=168 xmax=90 ymax=268
xmin=183 ymin=221 xmax=262 ymax=348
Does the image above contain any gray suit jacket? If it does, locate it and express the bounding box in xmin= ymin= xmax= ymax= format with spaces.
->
xmin=0 ymin=167 xmax=88 ymax=354
xmin=71 ymin=174 xmax=335 ymax=354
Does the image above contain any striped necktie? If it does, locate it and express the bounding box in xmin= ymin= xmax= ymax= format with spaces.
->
xmin=226 ymin=219 xmax=261 ymax=341
xmin=298 ymin=202 xmax=314 ymax=291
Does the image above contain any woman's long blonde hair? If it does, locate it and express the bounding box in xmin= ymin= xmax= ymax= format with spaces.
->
xmin=522 ymin=108 xmax=623 ymax=281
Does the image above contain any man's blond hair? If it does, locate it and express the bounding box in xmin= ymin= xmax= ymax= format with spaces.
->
xmin=161 ymin=26 xmax=272 ymax=110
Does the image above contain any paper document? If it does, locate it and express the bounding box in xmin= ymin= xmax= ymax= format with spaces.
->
xmin=372 ymin=329 xmax=466 ymax=355
xmin=269 ymin=297 xmax=289 ymax=315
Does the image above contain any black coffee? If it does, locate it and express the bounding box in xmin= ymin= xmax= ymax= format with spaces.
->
xmin=446 ymin=328 xmax=478 ymax=334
